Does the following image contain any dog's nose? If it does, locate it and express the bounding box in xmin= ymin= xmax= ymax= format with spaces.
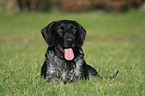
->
xmin=66 ymin=38 xmax=74 ymax=43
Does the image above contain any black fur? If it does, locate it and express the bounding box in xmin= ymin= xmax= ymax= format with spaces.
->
xmin=41 ymin=20 xmax=118 ymax=83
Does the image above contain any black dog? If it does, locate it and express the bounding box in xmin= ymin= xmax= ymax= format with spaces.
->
xmin=41 ymin=20 xmax=118 ymax=83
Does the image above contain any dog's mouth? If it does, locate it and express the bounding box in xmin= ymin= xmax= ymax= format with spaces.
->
xmin=58 ymin=44 xmax=74 ymax=61
xmin=64 ymin=48 xmax=74 ymax=61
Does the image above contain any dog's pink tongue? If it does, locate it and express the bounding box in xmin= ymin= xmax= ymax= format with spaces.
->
xmin=64 ymin=48 xmax=74 ymax=61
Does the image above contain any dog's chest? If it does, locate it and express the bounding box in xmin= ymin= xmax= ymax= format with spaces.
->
xmin=45 ymin=50 xmax=84 ymax=82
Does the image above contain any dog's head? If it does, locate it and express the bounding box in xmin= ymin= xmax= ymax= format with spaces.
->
xmin=41 ymin=20 xmax=86 ymax=60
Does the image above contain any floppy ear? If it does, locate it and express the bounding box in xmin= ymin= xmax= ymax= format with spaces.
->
xmin=41 ymin=21 xmax=55 ymax=47
xmin=74 ymin=21 xmax=86 ymax=47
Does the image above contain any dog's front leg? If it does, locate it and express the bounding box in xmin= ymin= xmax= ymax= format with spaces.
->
xmin=46 ymin=67 xmax=60 ymax=83
xmin=46 ymin=75 xmax=59 ymax=83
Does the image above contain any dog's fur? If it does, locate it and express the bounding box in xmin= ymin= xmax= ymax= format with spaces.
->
xmin=41 ymin=20 xmax=118 ymax=83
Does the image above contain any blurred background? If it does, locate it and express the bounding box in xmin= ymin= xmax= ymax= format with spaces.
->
xmin=0 ymin=0 xmax=145 ymax=13
xmin=0 ymin=0 xmax=145 ymax=44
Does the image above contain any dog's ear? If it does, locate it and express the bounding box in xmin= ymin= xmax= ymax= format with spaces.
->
xmin=41 ymin=21 xmax=55 ymax=47
xmin=74 ymin=21 xmax=86 ymax=47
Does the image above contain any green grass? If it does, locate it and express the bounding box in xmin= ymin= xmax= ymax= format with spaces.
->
xmin=0 ymin=10 xmax=145 ymax=96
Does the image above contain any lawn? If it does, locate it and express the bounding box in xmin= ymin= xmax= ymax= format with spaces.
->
xmin=0 ymin=10 xmax=145 ymax=96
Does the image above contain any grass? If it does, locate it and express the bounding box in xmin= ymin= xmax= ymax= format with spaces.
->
xmin=0 ymin=10 xmax=145 ymax=96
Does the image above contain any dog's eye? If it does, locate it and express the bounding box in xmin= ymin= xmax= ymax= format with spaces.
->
xmin=72 ymin=28 xmax=76 ymax=31
xmin=72 ymin=28 xmax=76 ymax=33
xmin=57 ymin=29 xmax=63 ymax=33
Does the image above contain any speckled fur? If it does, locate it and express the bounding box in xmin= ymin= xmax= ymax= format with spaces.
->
xmin=41 ymin=20 xmax=99 ymax=83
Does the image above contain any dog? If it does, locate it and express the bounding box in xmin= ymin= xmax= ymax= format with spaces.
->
xmin=41 ymin=20 xmax=118 ymax=83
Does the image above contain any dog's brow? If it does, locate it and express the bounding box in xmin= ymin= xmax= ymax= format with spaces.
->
xmin=58 ymin=25 xmax=64 ymax=29
xmin=68 ymin=24 xmax=75 ymax=29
